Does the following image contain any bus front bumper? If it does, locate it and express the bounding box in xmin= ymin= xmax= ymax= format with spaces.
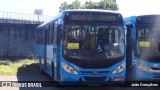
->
xmin=132 ymin=65 xmax=160 ymax=81
xmin=59 ymin=70 xmax=126 ymax=86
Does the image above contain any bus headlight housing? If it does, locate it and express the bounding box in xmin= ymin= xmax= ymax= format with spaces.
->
xmin=62 ymin=63 xmax=78 ymax=74
xmin=134 ymin=60 xmax=153 ymax=72
xmin=112 ymin=62 xmax=125 ymax=74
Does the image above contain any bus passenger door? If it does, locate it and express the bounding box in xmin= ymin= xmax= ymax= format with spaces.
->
xmin=44 ymin=29 xmax=47 ymax=72
xmin=53 ymin=22 xmax=61 ymax=81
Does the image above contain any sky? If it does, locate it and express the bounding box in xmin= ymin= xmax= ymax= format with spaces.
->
xmin=0 ymin=0 xmax=160 ymax=18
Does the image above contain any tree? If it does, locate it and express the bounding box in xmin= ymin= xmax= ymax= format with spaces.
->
xmin=99 ymin=0 xmax=119 ymax=10
xmin=72 ymin=0 xmax=81 ymax=9
xmin=59 ymin=1 xmax=68 ymax=12
xmin=59 ymin=0 xmax=119 ymax=12
xmin=59 ymin=0 xmax=81 ymax=12
xmin=84 ymin=1 xmax=99 ymax=9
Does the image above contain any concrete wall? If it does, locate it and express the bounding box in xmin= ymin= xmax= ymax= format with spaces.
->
xmin=0 ymin=23 xmax=39 ymax=58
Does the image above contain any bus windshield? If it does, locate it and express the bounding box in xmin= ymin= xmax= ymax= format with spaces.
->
xmin=135 ymin=25 xmax=160 ymax=61
xmin=63 ymin=25 xmax=125 ymax=62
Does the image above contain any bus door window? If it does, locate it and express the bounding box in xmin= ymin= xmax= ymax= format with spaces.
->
xmin=54 ymin=22 xmax=58 ymax=44
xmin=51 ymin=24 xmax=54 ymax=44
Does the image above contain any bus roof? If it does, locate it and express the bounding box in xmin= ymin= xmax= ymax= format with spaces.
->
xmin=62 ymin=9 xmax=119 ymax=13
xmin=124 ymin=14 xmax=160 ymax=25
xmin=37 ymin=9 xmax=121 ymax=28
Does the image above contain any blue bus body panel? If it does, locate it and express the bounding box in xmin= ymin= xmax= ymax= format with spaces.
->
xmin=59 ymin=59 xmax=126 ymax=85
xmin=57 ymin=44 xmax=126 ymax=85
xmin=131 ymin=54 xmax=160 ymax=80
xmin=124 ymin=15 xmax=160 ymax=80
xmin=36 ymin=9 xmax=126 ymax=85
xmin=124 ymin=16 xmax=136 ymax=25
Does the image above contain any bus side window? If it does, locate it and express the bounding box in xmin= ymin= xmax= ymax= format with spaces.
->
xmin=36 ymin=30 xmax=38 ymax=44
xmin=48 ymin=24 xmax=53 ymax=45
xmin=41 ymin=29 xmax=44 ymax=44
xmin=38 ymin=30 xmax=40 ymax=44
xmin=47 ymin=26 xmax=49 ymax=44
xmin=50 ymin=24 xmax=54 ymax=44
xmin=38 ymin=29 xmax=43 ymax=44
xmin=48 ymin=25 xmax=50 ymax=44
xmin=42 ymin=29 xmax=45 ymax=45
xmin=54 ymin=22 xmax=58 ymax=44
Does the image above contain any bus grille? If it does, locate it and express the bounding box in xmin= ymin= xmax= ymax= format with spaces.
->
xmin=84 ymin=76 xmax=106 ymax=82
xmin=81 ymin=71 xmax=109 ymax=74
xmin=151 ymin=68 xmax=160 ymax=71
xmin=153 ymin=74 xmax=160 ymax=78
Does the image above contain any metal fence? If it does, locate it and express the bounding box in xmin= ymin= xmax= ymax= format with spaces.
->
xmin=0 ymin=11 xmax=52 ymax=24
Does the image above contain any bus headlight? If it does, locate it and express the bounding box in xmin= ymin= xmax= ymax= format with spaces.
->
xmin=134 ymin=60 xmax=153 ymax=72
xmin=112 ymin=62 xmax=125 ymax=74
xmin=62 ymin=63 xmax=78 ymax=74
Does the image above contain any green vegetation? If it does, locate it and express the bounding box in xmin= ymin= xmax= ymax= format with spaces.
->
xmin=59 ymin=0 xmax=119 ymax=12
xmin=0 ymin=59 xmax=39 ymax=75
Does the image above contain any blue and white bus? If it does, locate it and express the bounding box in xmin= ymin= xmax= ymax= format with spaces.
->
xmin=36 ymin=9 xmax=126 ymax=86
xmin=124 ymin=15 xmax=160 ymax=80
